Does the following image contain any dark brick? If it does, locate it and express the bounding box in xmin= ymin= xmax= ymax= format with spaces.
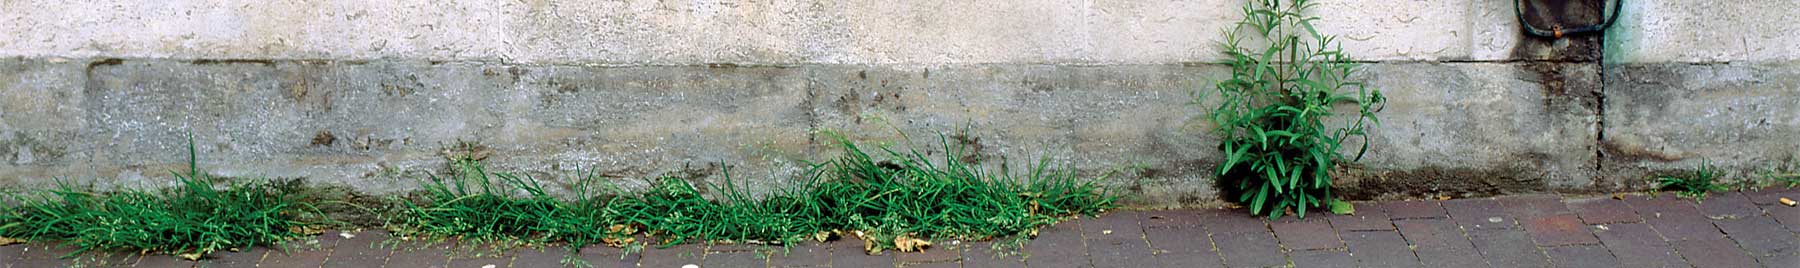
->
xmin=1717 ymin=216 xmax=1800 ymax=256
xmin=1288 ymin=249 xmax=1354 ymax=268
xmin=1544 ymin=245 xmax=1620 ymax=268
xmin=1082 ymin=212 xmax=1141 ymax=233
xmin=322 ymin=231 xmax=392 ymax=267
xmin=1522 ymin=214 xmax=1600 ymax=246
xmin=259 ymin=242 xmax=332 ymax=268
xmin=1271 ymin=218 xmax=1341 ymax=251
xmin=1022 ymin=220 xmax=1088 ymax=268
xmin=134 ymin=255 xmax=196 ymax=268
xmin=1498 ymin=194 xmax=1573 ymax=218
xmin=703 ymin=249 xmax=767 ymax=268
xmin=1765 ymin=204 xmax=1800 ymax=233
xmin=1567 ymin=197 xmax=1643 ymax=224
xmin=1673 ymin=238 xmax=1760 ymax=268
xmin=19 ymin=242 xmax=77 ymax=260
xmin=200 ymin=248 xmax=268 ymax=268
xmin=1625 ymin=194 xmax=1702 ymax=216
xmin=575 ymin=245 xmax=641 ymax=268
xmin=959 ymin=241 xmax=1026 ymax=268
xmin=1202 ymin=209 xmax=1271 ymax=235
xmin=1645 ymin=207 xmax=1726 ymax=241
xmin=1591 ymin=223 xmax=1687 ymax=268
xmin=0 ymin=244 xmax=23 ymax=267
xmin=1085 ymin=235 xmax=1152 ymax=267
xmin=1394 ymin=219 xmax=1485 ymax=268
xmin=1742 ymin=187 xmax=1799 ymax=206
xmin=831 ymin=237 xmax=896 ymax=268
xmin=446 ymin=248 xmax=512 ymax=268
xmin=70 ymin=251 xmax=140 ymax=268
xmin=1380 ymin=200 xmax=1447 ymax=220
xmin=1754 ymin=253 xmax=1800 ymax=268
xmin=898 ymin=261 xmax=958 ymax=268
xmin=1341 ymin=231 xmax=1420 ymax=268
xmin=1326 ymin=202 xmax=1394 ymax=231
xmin=1443 ymin=198 xmax=1519 ymax=231
xmin=1467 ymin=229 xmax=1551 ymax=268
xmin=1141 ymin=209 xmax=1205 ymax=229
xmin=639 ymin=243 xmax=706 ymax=268
xmin=1212 ymin=231 xmax=1285 ymax=268
xmin=1699 ymin=192 xmax=1764 ymax=220
xmin=767 ymin=242 xmax=829 ymax=268
xmin=1142 ymin=226 xmax=1223 ymax=268
xmin=895 ymin=243 xmax=960 ymax=264
xmin=384 ymin=239 xmax=452 ymax=268
xmin=508 ymin=247 xmax=573 ymax=268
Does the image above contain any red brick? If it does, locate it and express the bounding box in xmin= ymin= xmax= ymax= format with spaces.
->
xmin=1271 ymin=218 xmax=1342 ymax=250
xmin=1698 ymin=192 xmax=1763 ymax=220
xmin=1443 ymin=198 xmax=1519 ymax=231
xmin=1567 ymin=197 xmax=1643 ymax=224
xmin=1289 ymin=249 xmax=1355 ymax=268
xmin=1498 ymin=194 xmax=1572 ymax=218
xmin=1522 ymin=214 xmax=1600 ymax=246
xmin=1213 ymin=231 xmax=1285 ymax=268
xmin=1341 ymin=231 xmax=1420 ymax=268
xmin=1674 ymin=238 xmax=1759 ymax=268
xmin=1380 ymin=200 xmax=1447 ymax=220
xmin=1395 ymin=219 xmax=1485 ymax=268
xmin=1591 ymin=223 xmax=1687 ymax=268
xmin=1545 ymin=245 xmax=1621 ymax=268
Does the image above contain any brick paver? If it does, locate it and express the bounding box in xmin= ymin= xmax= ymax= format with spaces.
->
xmin=1592 ymin=222 xmax=1688 ymax=268
xmin=1395 ymin=218 xmax=1486 ymax=268
xmin=1521 ymin=214 xmax=1600 ymax=246
xmin=768 ymin=242 xmax=830 ymax=268
xmin=1674 ymin=238 xmax=1761 ymax=268
xmin=1325 ymin=203 xmax=1394 ymax=232
xmin=1287 ymin=249 xmax=1353 ymax=268
xmin=1443 ymin=198 xmax=1518 ymax=231
xmin=1543 ymin=245 xmax=1620 ymax=268
xmin=1381 ymin=200 xmax=1447 ymax=220
xmin=42 ymin=191 xmax=1800 ymax=268
xmin=1567 ymin=197 xmax=1643 ymax=224
xmin=575 ymin=245 xmax=641 ymax=268
xmin=1142 ymin=225 xmax=1223 ymax=268
xmin=1271 ymin=217 xmax=1342 ymax=251
xmin=1341 ymin=231 xmax=1421 ymax=268
xmin=1212 ymin=230 xmax=1286 ymax=268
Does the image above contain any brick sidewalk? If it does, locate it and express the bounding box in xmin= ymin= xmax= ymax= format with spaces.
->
xmin=5 ymin=187 xmax=1799 ymax=268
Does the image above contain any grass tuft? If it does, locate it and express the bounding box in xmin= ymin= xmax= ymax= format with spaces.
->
xmin=0 ymin=136 xmax=316 ymax=258
xmin=396 ymin=133 xmax=1115 ymax=254
xmin=1657 ymin=160 xmax=1726 ymax=200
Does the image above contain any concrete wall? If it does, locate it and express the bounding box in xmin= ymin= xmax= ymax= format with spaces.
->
xmin=1 ymin=0 xmax=1796 ymax=206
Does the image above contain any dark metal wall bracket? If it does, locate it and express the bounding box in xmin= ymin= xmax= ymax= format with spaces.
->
xmin=1515 ymin=0 xmax=1624 ymax=38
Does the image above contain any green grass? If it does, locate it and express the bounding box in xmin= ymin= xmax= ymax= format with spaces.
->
xmin=0 ymin=136 xmax=316 ymax=259
xmin=396 ymin=133 xmax=1115 ymax=254
xmin=1756 ymin=159 xmax=1800 ymax=188
xmin=1657 ymin=160 xmax=1726 ymax=200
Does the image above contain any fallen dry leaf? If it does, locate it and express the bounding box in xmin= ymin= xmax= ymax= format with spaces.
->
xmin=0 ymin=237 xmax=22 ymax=246
xmin=893 ymin=235 xmax=932 ymax=252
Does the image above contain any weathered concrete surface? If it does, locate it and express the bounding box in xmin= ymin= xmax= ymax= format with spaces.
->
xmin=1602 ymin=63 xmax=1800 ymax=188
xmin=1605 ymin=0 xmax=1800 ymax=63
xmin=0 ymin=58 xmax=1615 ymax=205
xmin=1339 ymin=63 xmax=1600 ymax=199
xmin=0 ymin=0 xmax=1665 ymax=64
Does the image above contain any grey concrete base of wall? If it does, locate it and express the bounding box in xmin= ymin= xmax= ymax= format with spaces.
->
xmin=2 ymin=58 xmax=1796 ymax=207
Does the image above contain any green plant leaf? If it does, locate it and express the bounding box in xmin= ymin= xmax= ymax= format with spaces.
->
xmin=1329 ymin=199 xmax=1355 ymax=215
